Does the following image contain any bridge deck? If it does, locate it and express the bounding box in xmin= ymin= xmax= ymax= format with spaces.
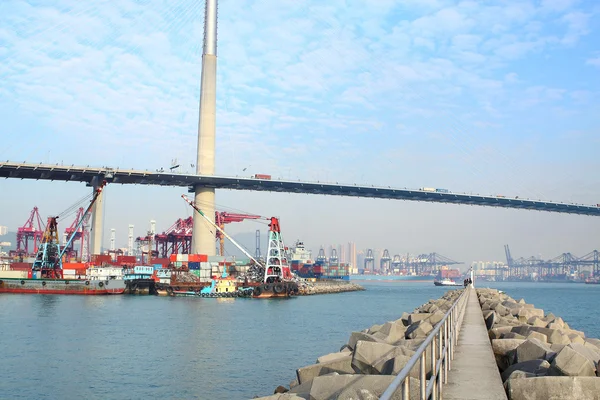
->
xmin=444 ymin=288 xmax=507 ymax=400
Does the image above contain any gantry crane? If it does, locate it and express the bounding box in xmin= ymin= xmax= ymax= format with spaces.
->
xmin=62 ymin=207 xmax=91 ymax=262
xmin=12 ymin=206 xmax=45 ymax=258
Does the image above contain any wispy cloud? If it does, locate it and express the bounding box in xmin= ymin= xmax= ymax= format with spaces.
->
xmin=0 ymin=0 xmax=598 ymax=189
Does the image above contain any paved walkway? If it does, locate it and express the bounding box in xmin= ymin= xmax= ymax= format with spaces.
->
xmin=444 ymin=287 xmax=507 ymax=400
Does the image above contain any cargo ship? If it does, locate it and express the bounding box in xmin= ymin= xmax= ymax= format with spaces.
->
xmin=0 ymin=275 xmax=125 ymax=295
xmin=0 ymin=180 xmax=125 ymax=295
xmin=289 ymin=240 xmax=350 ymax=280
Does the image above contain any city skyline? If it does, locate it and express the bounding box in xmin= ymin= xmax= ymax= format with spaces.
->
xmin=1 ymin=0 xmax=599 ymax=264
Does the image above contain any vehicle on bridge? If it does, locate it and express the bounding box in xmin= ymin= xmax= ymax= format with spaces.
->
xmin=254 ymin=174 xmax=271 ymax=180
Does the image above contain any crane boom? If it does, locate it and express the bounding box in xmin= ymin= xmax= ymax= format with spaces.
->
xmin=181 ymin=195 xmax=263 ymax=266
xmin=55 ymin=181 xmax=107 ymax=266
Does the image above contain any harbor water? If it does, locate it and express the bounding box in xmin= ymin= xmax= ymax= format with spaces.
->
xmin=1 ymin=280 xmax=599 ymax=399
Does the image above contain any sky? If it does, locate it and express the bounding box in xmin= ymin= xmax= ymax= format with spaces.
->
xmin=0 ymin=0 xmax=599 ymax=266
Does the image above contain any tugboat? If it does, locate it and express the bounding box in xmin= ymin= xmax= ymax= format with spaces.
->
xmin=181 ymin=195 xmax=299 ymax=298
xmin=433 ymin=278 xmax=463 ymax=287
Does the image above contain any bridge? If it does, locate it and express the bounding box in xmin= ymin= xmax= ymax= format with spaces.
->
xmin=3 ymin=0 xmax=599 ymax=258
xmin=3 ymin=161 xmax=600 ymax=217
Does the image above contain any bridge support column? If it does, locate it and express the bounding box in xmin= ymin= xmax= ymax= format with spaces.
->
xmin=89 ymin=177 xmax=104 ymax=256
xmin=191 ymin=0 xmax=217 ymax=256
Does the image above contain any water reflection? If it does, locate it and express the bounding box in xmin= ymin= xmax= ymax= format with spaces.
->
xmin=35 ymin=294 xmax=60 ymax=317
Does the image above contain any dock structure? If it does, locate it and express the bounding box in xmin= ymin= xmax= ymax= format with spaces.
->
xmin=255 ymin=284 xmax=600 ymax=399
xmin=443 ymin=288 xmax=507 ymax=399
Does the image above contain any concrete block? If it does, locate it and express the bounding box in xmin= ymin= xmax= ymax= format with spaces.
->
xmin=483 ymin=310 xmax=496 ymax=330
xmin=503 ymin=332 xmax=526 ymax=340
xmin=503 ymin=370 xmax=535 ymax=390
xmin=543 ymin=312 xmax=556 ymax=321
xmin=305 ymin=374 xmax=408 ymax=400
xmin=391 ymin=338 xmax=425 ymax=350
xmin=347 ymin=331 xmax=385 ymax=351
xmin=407 ymin=313 xmax=433 ymax=325
xmin=405 ymin=320 xmax=433 ymax=339
xmin=317 ymin=349 xmax=352 ymax=364
xmin=351 ymin=341 xmax=414 ymax=375
xmin=501 ymin=359 xmax=551 ymax=382
xmin=548 ymin=345 xmax=596 ymax=377
xmin=494 ymin=304 xmax=511 ymax=317
xmin=526 ymin=316 xmax=547 ymax=328
xmin=567 ymin=343 xmax=600 ymax=367
xmin=507 ymin=376 xmax=600 ymax=400
xmin=490 ymin=326 xmax=514 ymax=339
xmin=367 ymin=324 xmax=383 ymax=334
xmin=251 ymin=394 xmax=307 ymax=400
xmin=527 ymin=327 xmax=569 ymax=345
xmin=399 ymin=312 xmax=410 ymax=325
xmin=584 ymin=338 xmax=600 ymax=350
xmin=568 ymin=334 xmax=585 ymax=345
xmin=296 ymin=356 xmax=355 ymax=384
xmin=377 ymin=321 xmax=407 ymax=344
xmin=526 ymin=331 xmax=548 ymax=343
xmin=514 ymin=338 xmax=555 ymax=363
xmin=427 ymin=312 xmax=444 ymax=327
xmin=492 ymin=339 xmax=526 ymax=356
xmin=545 ymin=316 xmax=564 ymax=328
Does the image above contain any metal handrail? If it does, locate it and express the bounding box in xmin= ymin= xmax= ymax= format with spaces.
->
xmin=380 ymin=288 xmax=470 ymax=400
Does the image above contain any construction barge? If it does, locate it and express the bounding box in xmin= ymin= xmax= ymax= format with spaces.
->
xmin=1 ymin=192 xmax=358 ymax=298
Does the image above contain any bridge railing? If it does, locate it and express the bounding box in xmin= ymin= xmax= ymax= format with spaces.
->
xmin=380 ymin=287 xmax=470 ymax=400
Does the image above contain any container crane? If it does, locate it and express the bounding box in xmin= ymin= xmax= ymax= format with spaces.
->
xmin=32 ymin=181 xmax=107 ymax=279
xmin=63 ymin=207 xmax=91 ymax=262
xmin=13 ymin=206 xmax=45 ymax=258
xmin=215 ymin=212 xmax=261 ymax=256
xmin=141 ymin=211 xmax=262 ymax=259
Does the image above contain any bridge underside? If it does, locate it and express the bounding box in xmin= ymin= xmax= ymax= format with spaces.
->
xmin=2 ymin=161 xmax=599 ymax=216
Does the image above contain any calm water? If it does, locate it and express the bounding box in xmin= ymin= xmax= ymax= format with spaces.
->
xmin=0 ymin=281 xmax=598 ymax=399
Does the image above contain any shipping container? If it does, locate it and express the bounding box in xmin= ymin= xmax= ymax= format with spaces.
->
xmin=435 ymin=188 xmax=449 ymax=193
xmin=150 ymin=258 xmax=170 ymax=268
xmin=116 ymin=256 xmax=136 ymax=264
xmin=200 ymin=262 xmax=211 ymax=270
xmin=63 ymin=262 xmax=86 ymax=270
xmin=10 ymin=263 xmax=32 ymax=271
xmin=187 ymin=254 xmax=208 ymax=262
xmin=420 ymin=187 xmax=436 ymax=192
xmin=91 ymin=254 xmax=112 ymax=264
xmin=189 ymin=262 xmax=201 ymax=270
xmin=254 ymin=174 xmax=272 ymax=180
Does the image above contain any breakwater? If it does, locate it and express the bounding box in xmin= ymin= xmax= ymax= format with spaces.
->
xmin=253 ymin=289 xmax=463 ymax=399
xmin=478 ymin=288 xmax=600 ymax=399
xmin=298 ymin=280 xmax=364 ymax=296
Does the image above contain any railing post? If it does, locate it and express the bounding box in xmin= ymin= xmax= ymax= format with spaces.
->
xmin=431 ymin=336 xmax=437 ymax=400
xmin=444 ymin=320 xmax=450 ymax=379
xmin=402 ymin=377 xmax=410 ymax=400
xmin=420 ymin=352 xmax=426 ymax=400
xmin=438 ymin=327 xmax=444 ymax=399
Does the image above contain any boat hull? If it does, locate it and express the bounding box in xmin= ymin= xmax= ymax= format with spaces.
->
xmin=0 ymin=278 xmax=125 ymax=295
xmin=433 ymin=281 xmax=462 ymax=287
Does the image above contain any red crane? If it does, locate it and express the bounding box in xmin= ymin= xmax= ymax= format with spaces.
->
xmin=154 ymin=217 xmax=194 ymax=258
xmin=63 ymin=207 xmax=90 ymax=262
xmin=215 ymin=212 xmax=261 ymax=256
xmin=12 ymin=206 xmax=45 ymax=258
xmin=137 ymin=212 xmax=261 ymax=259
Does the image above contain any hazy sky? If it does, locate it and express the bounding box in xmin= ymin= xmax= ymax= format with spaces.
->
xmin=0 ymin=0 xmax=599 ymax=265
